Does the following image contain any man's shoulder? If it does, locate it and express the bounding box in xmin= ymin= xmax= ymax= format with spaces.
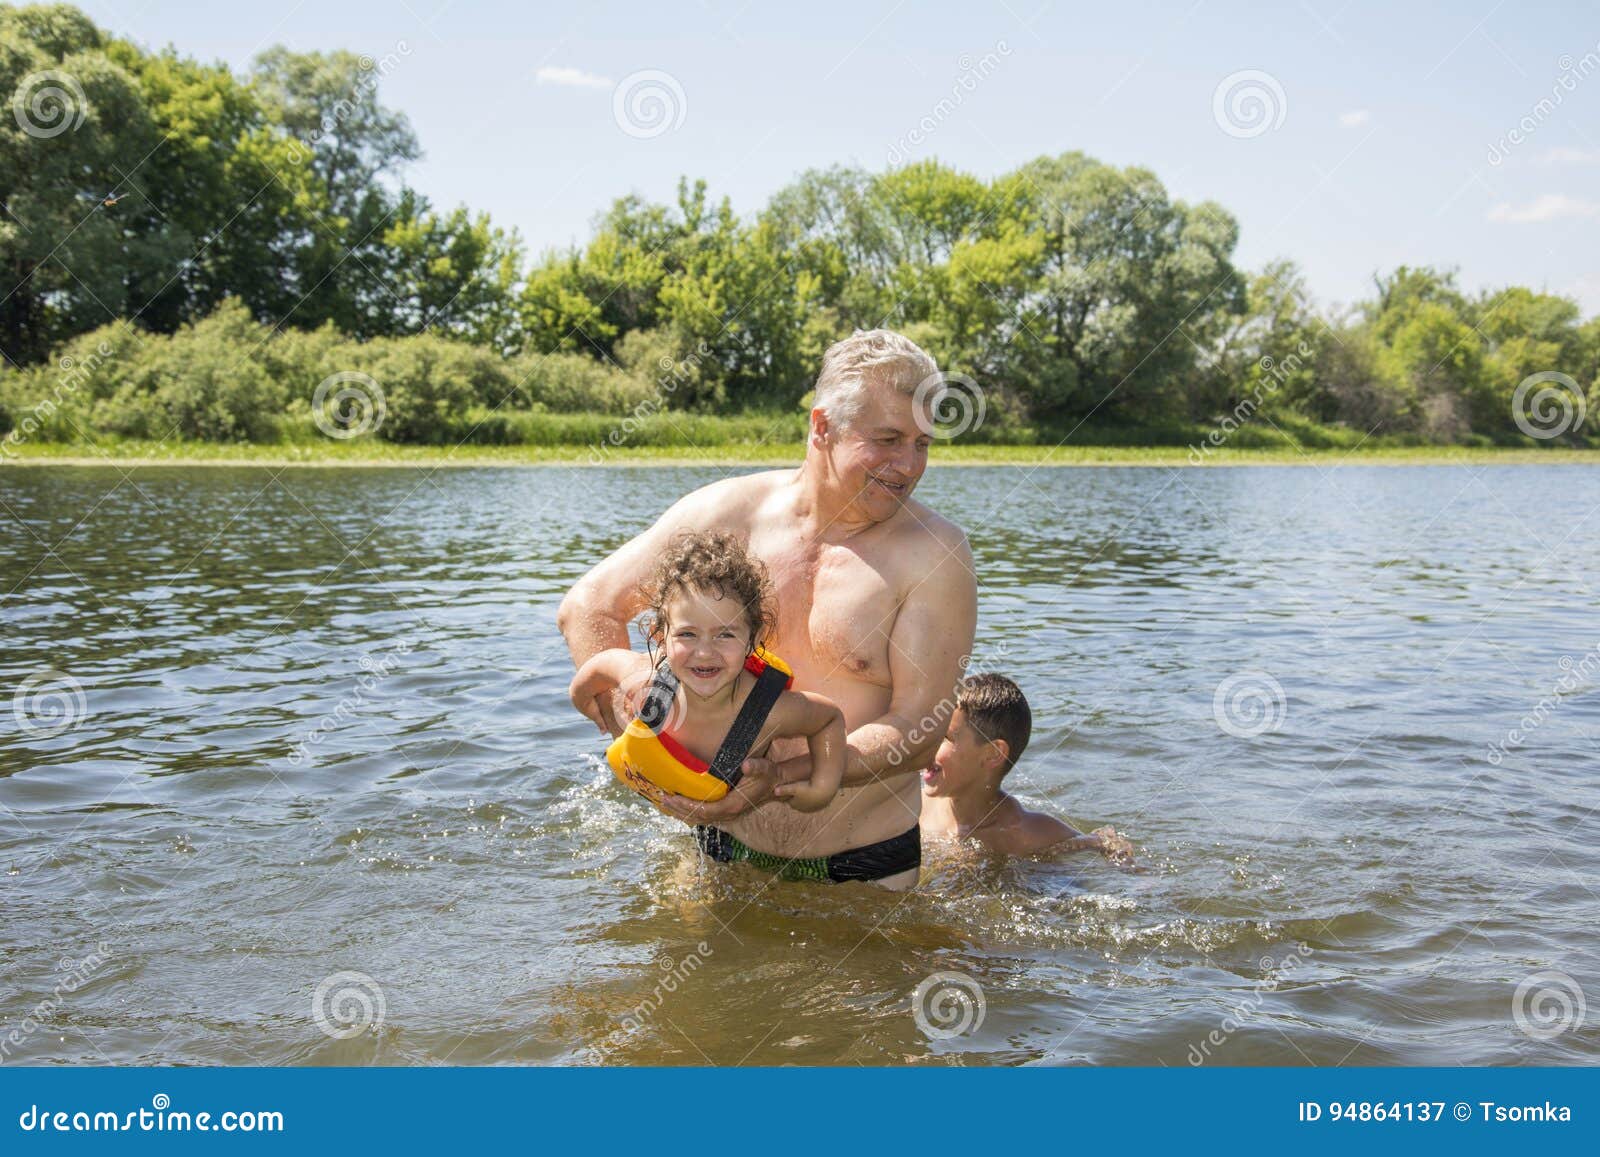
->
xmin=894 ymin=497 xmax=971 ymax=557
xmin=675 ymin=469 xmax=793 ymax=520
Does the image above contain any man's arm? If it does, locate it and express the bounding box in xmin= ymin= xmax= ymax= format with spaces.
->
xmin=774 ymin=525 xmax=977 ymax=795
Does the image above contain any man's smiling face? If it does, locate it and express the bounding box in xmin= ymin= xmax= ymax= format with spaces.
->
xmin=822 ymin=379 xmax=934 ymax=519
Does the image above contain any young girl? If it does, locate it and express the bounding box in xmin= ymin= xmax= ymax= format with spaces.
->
xmin=569 ymin=530 xmax=845 ymax=812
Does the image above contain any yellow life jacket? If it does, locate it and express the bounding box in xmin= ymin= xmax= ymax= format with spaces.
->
xmin=607 ymin=646 xmax=794 ymax=805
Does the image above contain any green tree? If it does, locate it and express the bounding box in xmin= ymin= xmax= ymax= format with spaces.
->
xmin=1 ymin=4 xmax=156 ymax=360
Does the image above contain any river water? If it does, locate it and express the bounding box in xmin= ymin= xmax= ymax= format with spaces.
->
xmin=1 ymin=463 xmax=1596 ymax=1066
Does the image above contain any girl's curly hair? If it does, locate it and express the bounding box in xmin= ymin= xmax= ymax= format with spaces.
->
xmin=641 ymin=530 xmax=776 ymax=652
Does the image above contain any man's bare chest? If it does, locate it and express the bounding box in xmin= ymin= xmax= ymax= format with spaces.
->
xmin=754 ymin=535 xmax=901 ymax=686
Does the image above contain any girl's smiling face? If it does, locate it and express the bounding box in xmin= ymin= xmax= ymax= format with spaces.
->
xmin=660 ymin=586 xmax=754 ymax=698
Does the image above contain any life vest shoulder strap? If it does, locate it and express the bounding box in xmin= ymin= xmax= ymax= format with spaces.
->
xmin=707 ymin=657 xmax=792 ymax=787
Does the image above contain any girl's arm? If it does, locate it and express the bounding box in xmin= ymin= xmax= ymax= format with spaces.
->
xmin=569 ymin=648 xmax=650 ymax=734
xmin=769 ymin=690 xmax=846 ymax=812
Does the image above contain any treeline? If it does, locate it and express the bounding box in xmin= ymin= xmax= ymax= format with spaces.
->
xmin=3 ymin=3 xmax=1598 ymax=448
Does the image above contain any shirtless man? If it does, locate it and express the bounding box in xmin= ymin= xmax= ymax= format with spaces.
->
xmin=558 ymin=330 xmax=977 ymax=890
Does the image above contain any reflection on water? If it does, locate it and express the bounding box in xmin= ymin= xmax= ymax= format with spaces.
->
xmin=1 ymin=463 xmax=1597 ymax=1066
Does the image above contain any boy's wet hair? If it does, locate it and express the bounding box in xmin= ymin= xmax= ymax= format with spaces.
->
xmin=956 ymin=673 xmax=1032 ymax=776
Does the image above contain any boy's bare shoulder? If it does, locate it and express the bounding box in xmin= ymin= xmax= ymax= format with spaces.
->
xmin=965 ymin=806 xmax=1075 ymax=856
xmin=1008 ymin=810 xmax=1080 ymax=855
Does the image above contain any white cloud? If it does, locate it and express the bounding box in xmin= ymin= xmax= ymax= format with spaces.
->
xmin=1540 ymin=146 xmax=1600 ymax=164
xmin=535 ymin=66 xmax=613 ymax=90
xmin=1565 ymin=275 xmax=1600 ymax=314
xmin=1337 ymin=109 xmax=1370 ymax=128
xmin=1486 ymin=194 xmax=1600 ymax=223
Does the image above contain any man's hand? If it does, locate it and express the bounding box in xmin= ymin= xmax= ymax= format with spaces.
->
xmin=656 ymin=756 xmax=779 ymax=825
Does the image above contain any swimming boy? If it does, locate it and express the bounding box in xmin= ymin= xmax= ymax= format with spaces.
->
xmin=919 ymin=674 xmax=1135 ymax=863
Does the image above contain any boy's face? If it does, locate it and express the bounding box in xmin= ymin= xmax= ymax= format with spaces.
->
xmin=921 ymin=708 xmax=1002 ymax=798
xmin=661 ymin=587 xmax=751 ymax=697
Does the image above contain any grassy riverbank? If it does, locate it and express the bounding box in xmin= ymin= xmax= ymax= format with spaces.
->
xmin=3 ymin=438 xmax=1596 ymax=468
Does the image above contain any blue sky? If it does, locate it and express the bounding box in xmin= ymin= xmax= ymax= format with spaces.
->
xmin=76 ymin=0 xmax=1600 ymax=313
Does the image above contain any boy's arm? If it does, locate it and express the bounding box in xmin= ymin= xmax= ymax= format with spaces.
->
xmin=1034 ymin=817 xmax=1136 ymax=864
xmin=769 ymin=690 xmax=846 ymax=812
xmin=568 ymin=649 xmax=648 ymax=733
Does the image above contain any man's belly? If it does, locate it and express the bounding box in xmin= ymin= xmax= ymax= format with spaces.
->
xmin=718 ymin=737 xmax=925 ymax=859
